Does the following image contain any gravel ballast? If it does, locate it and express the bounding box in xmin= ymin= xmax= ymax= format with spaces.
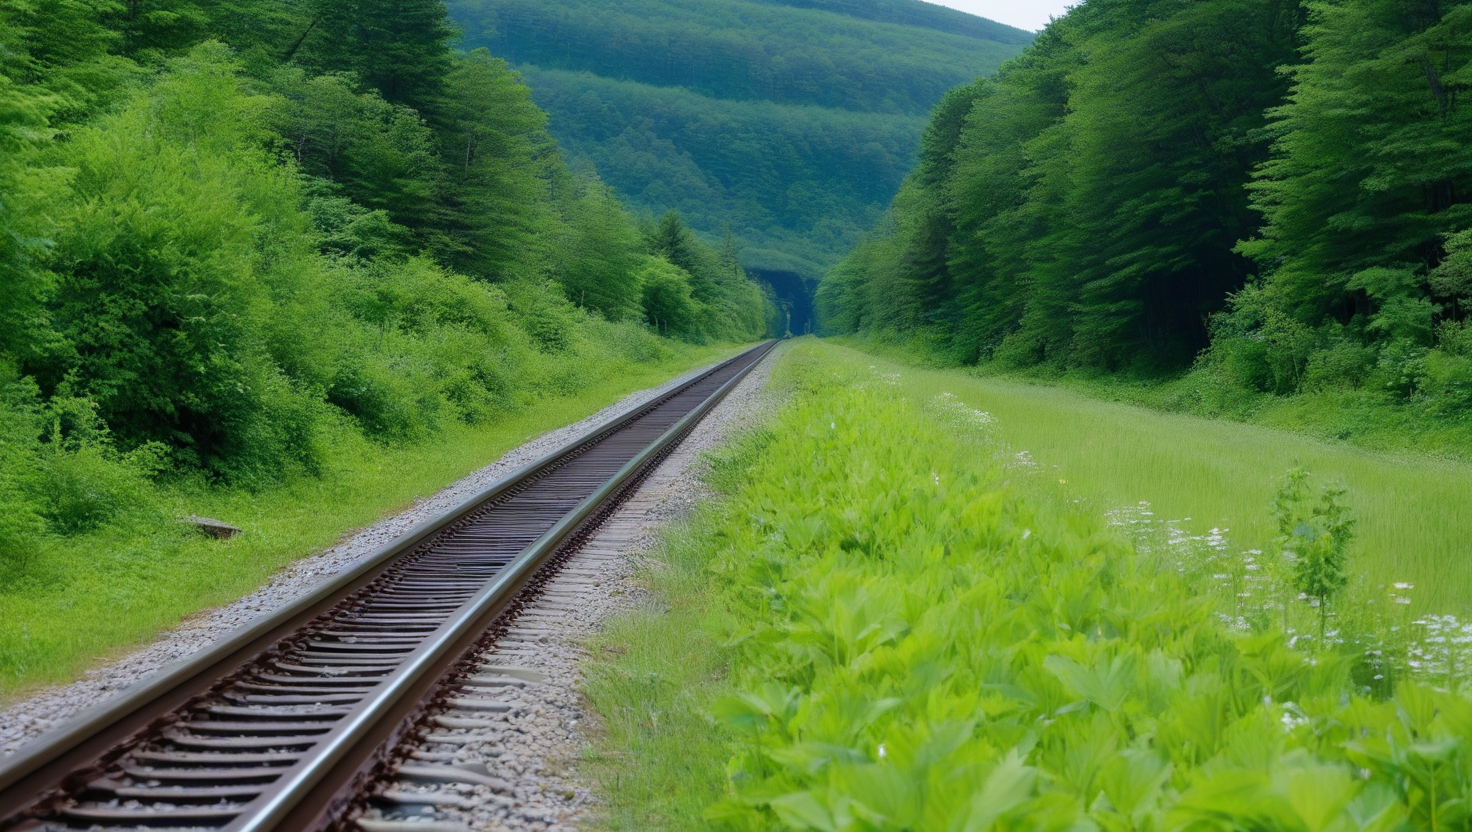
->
xmin=0 ymin=351 xmax=767 ymax=758
xmin=356 ymin=341 xmax=787 ymax=832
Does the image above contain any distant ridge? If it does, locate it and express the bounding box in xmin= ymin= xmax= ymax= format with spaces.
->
xmin=752 ymin=0 xmax=1035 ymax=42
xmin=450 ymin=0 xmax=1031 ymax=330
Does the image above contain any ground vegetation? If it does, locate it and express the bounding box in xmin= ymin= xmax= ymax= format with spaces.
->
xmin=587 ymin=340 xmax=1472 ymax=830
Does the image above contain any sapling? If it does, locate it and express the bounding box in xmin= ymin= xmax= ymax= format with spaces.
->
xmin=1273 ymin=468 xmax=1355 ymax=646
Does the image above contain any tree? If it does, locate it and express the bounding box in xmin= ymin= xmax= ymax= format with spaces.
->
xmin=0 ymin=72 xmax=59 ymax=363
xmin=556 ymin=181 xmax=644 ymax=320
xmin=296 ymin=0 xmax=454 ymax=114
xmin=1239 ymin=0 xmax=1472 ymax=325
xmin=639 ymin=257 xmax=702 ymax=338
xmin=432 ymin=49 xmax=549 ymax=278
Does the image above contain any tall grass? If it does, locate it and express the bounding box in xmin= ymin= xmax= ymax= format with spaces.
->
xmin=824 ymin=343 xmax=1472 ymax=616
xmin=0 ymin=344 xmax=736 ymax=702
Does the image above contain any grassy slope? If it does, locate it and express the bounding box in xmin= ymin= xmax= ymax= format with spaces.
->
xmin=0 ymin=344 xmax=738 ymax=703
xmin=1095 ymin=374 xmax=1472 ymax=461
xmin=829 ymin=341 xmax=1472 ymax=615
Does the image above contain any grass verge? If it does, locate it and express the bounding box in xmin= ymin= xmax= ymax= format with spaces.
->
xmin=0 ymin=342 xmax=739 ymax=703
xmin=828 ymin=333 xmax=1472 ymax=461
xmin=826 ymin=340 xmax=1472 ymax=616
xmin=585 ymin=338 xmax=1472 ymax=830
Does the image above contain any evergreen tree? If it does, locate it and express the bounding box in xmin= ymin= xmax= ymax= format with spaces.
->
xmin=1239 ymin=0 xmax=1472 ymax=325
xmin=298 ymin=0 xmax=455 ymax=113
xmin=433 ymin=49 xmax=549 ymax=278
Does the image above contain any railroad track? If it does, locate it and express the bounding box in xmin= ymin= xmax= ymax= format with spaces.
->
xmin=0 ymin=341 xmax=776 ymax=832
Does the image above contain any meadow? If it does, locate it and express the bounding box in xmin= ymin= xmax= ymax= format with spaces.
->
xmin=0 ymin=344 xmax=735 ymax=702
xmin=827 ymin=343 xmax=1472 ymax=617
xmin=585 ymin=339 xmax=1472 ymax=830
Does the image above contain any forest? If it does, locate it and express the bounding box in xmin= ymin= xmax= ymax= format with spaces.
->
xmin=0 ymin=0 xmax=773 ymax=566
xmin=818 ymin=0 xmax=1472 ymax=439
xmin=449 ymin=0 xmax=1032 ymax=327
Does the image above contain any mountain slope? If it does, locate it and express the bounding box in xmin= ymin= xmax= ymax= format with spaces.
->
xmin=450 ymin=0 xmax=1029 ymax=331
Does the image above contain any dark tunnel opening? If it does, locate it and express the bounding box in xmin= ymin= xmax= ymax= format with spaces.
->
xmin=748 ymin=269 xmax=817 ymax=336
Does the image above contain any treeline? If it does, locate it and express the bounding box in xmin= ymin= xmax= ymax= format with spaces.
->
xmin=818 ymin=0 xmax=1472 ymax=418
xmin=453 ymin=0 xmax=1024 ymax=115
xmin=0 ymin=0 xmax=770 ymax=559
xmin=749 ymin=0 xmax=1035 ymax=44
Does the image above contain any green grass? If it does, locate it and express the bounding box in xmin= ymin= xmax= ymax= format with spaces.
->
xmin=825 ymin=341 xmax=1472 ymax=616
xmin=0 ymin=343 xmax=740 ymax=703
xmin=581 ymin=521 xmax=739 ymax=830
xmin=585 ymin=339 xmax=1472 ymax=830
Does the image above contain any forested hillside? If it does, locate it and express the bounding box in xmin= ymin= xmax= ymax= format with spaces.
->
xmin=450 ymin=0 xmax=1031 ymax=331
xmin=819 ymin=0 xmax=1472 ymax=441
xmin=0 ymin=0 xmax=771 ymax=565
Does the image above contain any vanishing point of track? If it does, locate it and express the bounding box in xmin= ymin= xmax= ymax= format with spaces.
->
xmin=0 ymin=341 xmax=776 ymax=832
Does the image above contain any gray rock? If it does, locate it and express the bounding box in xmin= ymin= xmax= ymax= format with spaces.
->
xmin=182 ymin=515 xmax=242 ymax=539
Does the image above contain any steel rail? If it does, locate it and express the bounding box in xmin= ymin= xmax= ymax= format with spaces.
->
xmin=0 ymin=340 xmax=776 ymax=832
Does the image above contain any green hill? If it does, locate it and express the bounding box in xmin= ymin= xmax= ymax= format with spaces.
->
xmin=450 ymin=0 xmax=1030 ymax=331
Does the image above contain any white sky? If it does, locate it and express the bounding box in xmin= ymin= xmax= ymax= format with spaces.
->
xmin=924 ymin=0 xmax=1073 ymax=33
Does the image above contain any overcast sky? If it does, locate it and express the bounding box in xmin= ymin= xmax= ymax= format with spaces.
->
xmin=925 ymin=0 xmax=1073 ymax=33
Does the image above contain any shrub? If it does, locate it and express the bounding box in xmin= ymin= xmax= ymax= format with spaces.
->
xmin=0 ymin=372 xmax=166 ymax=574
xmin=32 ymin=44 xmax=329 ymax=482
xmin=1301 ymin=335 xmax=1377 ymax=392
xmin=0 ymin=372 xmax=46 ymax=568
xmin=1273 ymin=468 xmax=1355 ymax=642
xmin=505 ymin=278 xmax=579 ymax=353
xmin=639 ymin=256 xmax=704 ymax=340
xmin=1420 ymin=348 xmax=1472 ymax=415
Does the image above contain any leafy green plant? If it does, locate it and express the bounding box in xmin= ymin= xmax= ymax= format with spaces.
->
xmin=1274 ymin=468 xmax=1356 ymax=644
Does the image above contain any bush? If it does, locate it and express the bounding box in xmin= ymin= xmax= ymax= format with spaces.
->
xmin=1301 ymin=335 xmax=1377 ymax=392
xmin=0 ymin=373 xmax=47 ymax=567
xmin=504 ymin=278 xmax=579 ymax=353
xmin=639 ymin=256 xmax=704 ymax=340
xmin=30 ymin=45 xmax=329 ymax=482
xmin=1420 ymin=348 xmax=1472 ymax=416
xmin=0 ymin=372 xmax=166 ymax=574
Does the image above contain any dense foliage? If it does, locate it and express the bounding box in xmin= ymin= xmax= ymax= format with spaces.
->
xmin=0 ymin=0 xmax=771 ymax=566
xmin=607 ymin=343 xmax=1472 ymax=830
xmin=517 ymin=68 xmax=923 ymax=280
xmin=818 ymin=0 xmax=1472 ymax=424
xmin=449 ymin=0 xmax=1031 ymax=297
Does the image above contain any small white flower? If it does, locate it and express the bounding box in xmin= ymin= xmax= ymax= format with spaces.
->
xmin=1022 ymin=529 xmax=1032 ymax=540
xmin=877 ymin=743 xmax=887 ymax=760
